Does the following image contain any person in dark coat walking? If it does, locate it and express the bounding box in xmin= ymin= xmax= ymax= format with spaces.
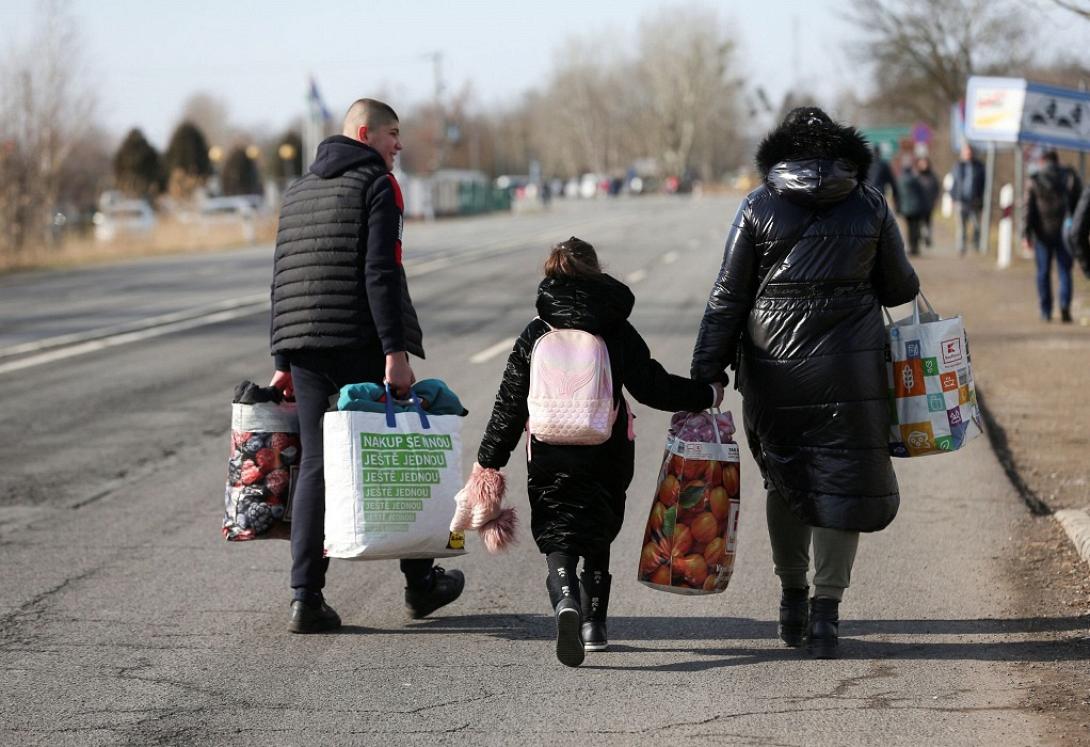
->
xmin=951 ymin=143 xmax=986 ymax=254
xmin=1023 ymin=149 xmax=1083 ymax=322
xmin=690 ymin=107 xmax=919 ymax=658
xmin=914 ymin=157 xmax=941 ymax=248
xmin=896 ymin=157 xmax=928 ymax=256
xmin=472 ymin=238 xmax=721 ymax=666
xmin=268 ymin=98 xmax=464 ymax=633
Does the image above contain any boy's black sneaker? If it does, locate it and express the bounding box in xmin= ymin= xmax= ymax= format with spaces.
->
xmin=405 ymin=567 xmax=465 ymax=619
xmin=1061 ymin=308 xmax=1073 ymax=323
xmin=554 ymin=598 xmax=585 ymax=667
xmin=288 ymin=599 xmax=342 ymax=634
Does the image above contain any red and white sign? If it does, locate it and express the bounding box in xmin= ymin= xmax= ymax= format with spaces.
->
xmin=941 ymin=337 xmax=963 ymax=365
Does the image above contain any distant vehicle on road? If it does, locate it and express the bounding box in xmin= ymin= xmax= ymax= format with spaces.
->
xmin=198 ymin=196 xmax=261 ymax=222
xmin=196 ymin=195 xmax=261 ymax=241
xmin=92 ymin=199 xmax=156 ymax=242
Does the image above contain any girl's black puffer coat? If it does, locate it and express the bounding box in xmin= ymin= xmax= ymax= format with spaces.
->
xmin=691 ymin=113 xmax=919 ymax=532
xmin=478 ymin=274 xmax=712 ymax=556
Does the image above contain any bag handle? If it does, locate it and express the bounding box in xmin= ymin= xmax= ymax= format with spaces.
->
xmin=383 ymin=383 xmax=431 ymax=430
xmin=884 ymin=291 xmax=939 ymax=328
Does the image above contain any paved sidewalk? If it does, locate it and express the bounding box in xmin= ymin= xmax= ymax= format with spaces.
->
xmin=908 ymin=235 xmax=1089 ymax=518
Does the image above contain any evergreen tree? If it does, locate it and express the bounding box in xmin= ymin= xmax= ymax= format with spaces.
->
xmin=112 ymin=128 xmax=163 ymax=199
xmin=220 ymin=146 xmax=260 ymax=195
xmin=164 ymin=121 xmax=212 ymax=180
xmin=266 ymin=130 xmax=303 ymax=180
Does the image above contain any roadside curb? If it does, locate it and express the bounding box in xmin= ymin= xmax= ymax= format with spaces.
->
xmin=975 ymin=387 xmax=1052 ymax=516
xmin=1054 ymin=509 xmax=1090 ymax=569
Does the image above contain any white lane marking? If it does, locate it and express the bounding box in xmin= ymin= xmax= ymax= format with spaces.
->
xmin=0 ymin=209 xmax=643 ymax=374
xmin=469 ymin=337 xmax=517 ymax=364
xmin=0 ymin=293 xmax=268 ymax=359
xmin=662 ymin=251 xmax=680 ymax=265
xmin=0 ymin=305 xmax=269 ymax=375
xmin=626 ymin=269 xmax=648 ymax=284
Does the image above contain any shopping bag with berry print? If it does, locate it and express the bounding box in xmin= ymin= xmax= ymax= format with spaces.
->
xmin=885 ymin=293 xmax=984 ymax=457
xmin=637 ymin=410 xmax=741 ymax=595
xmin=222 ymin=381 xmax=300 ymax=541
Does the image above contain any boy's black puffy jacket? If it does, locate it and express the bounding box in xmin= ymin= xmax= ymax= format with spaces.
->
xmin=691 ymin=114 xmax=919 ymax=532
xmin=477 ymin=274 xmax=712 ymax=555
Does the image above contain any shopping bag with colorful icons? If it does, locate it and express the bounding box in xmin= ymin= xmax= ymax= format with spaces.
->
xmin=885 ymin=293 xmax=983 ymax=457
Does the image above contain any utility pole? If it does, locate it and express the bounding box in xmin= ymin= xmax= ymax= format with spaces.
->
xmin=423 ymin=51 xmax=446 ymax=172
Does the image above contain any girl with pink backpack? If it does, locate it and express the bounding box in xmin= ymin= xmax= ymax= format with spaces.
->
xmin=459 ymin=237 xmax=722 ymax=667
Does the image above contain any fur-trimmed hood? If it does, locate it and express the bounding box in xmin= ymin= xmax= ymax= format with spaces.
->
xmin=754 ymin=109 xmax=874 ymax=207
xmin=755 ymin=110 xmax=873 ymax=179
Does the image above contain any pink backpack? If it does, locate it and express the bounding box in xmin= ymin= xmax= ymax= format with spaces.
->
xmin=527 ymin=322 xmax=617 ymax=445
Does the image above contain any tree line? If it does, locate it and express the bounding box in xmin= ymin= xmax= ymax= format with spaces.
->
xmin=2 ymin=0 xmax=1088 ymax=261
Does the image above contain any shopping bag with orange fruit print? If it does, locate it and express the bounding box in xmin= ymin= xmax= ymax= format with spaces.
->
xmin=638 ymin=410 xmax=741 ymax=595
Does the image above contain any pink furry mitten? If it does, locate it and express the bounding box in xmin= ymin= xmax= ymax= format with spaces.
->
xmin=450 ymin=462 xmax=518 ymax=552
xmin=480 ymin=507 xmax=518 ymax=554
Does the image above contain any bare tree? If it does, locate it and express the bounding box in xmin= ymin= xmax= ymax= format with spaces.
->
xmin=846 ymin=0 xmax=1033 ymax=125
xmin=0 ymin=0 xmax=97 ymax=255
xmin=178 ymin=92 xmax=236 ymax=149
xmin=1046 ymin=0 xmax=1090 ymax=19
xmin=635 ymin=4 xmax=742 ymax=180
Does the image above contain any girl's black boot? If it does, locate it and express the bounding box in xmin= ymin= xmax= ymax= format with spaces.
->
xmin=579 ymin=570 xmax=611 ymax=652
xmin=545 ymin=560 xmax=584 ymax=668
xmin=808 ymin=597 xmax=840 ymax=659
xmin=778 ymin=587 xmax=809 ymax=647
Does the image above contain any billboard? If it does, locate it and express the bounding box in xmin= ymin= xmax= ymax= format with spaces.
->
xmin=965 ymin=76 xmax=1090 ymax=151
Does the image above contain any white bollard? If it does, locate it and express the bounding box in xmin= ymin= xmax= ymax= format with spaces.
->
xmin=997 ymin=183 xmax=1013 ymax=269
xmin=941 ymin=172 xmax=954 ymax=219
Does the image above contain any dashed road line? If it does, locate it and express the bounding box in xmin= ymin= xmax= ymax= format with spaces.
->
xmin=662 ymin=251 xmax=680 ymax=265
xmin=626 ymin=269 xmax=648 ymax=284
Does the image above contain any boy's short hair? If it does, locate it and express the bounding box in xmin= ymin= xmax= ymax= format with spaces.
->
xmin=343 ymin=98 xmax=399 ymax=135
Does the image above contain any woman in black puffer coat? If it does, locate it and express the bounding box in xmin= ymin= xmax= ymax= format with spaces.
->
xmin=475 ymin=237 xmax=718 ymax=667
xmin=691 ymin=108 xmax=919 ymax=658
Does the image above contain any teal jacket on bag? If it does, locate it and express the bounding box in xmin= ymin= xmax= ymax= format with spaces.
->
xmin=337 ymin=379 xmax=468 ymax=416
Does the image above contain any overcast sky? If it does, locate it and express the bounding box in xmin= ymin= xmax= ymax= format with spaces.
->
xmin=1 ymin=0 xmax=1084 ymax=148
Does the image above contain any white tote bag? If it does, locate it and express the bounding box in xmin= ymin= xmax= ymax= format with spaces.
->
xmin=323 ymin=390 xmax=466 ymax=560
xmin=885 ymin=293 xmax=984 ymax=457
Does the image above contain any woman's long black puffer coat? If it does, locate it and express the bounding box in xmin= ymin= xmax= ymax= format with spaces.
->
xmin=691 ymin=112 xmax=919 ymax=532
xmin=478 ymin=274 xmax=713 ymax=556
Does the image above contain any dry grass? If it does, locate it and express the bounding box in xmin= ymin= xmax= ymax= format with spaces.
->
xmin=0 ymin=215 xmax=279 ymax=273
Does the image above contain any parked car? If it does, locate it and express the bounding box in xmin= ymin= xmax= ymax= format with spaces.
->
xmin=92 ymin=199 xmax=156 ymax=242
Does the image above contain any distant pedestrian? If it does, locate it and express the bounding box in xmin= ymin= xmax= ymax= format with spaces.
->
xmin=896 ymin=157 xmax=928 ymax=256
xmin=1023 ymin=149 xmax=1083 ymax=322
xmin=466 ymin=237 xmax=722 ymax=667
xmin=951 ymin=143 xmax=986 ymax=254
xmin=269 ymin=98 xmax=465 ymax=633
xmin=690 ymin=107 xmax=919 ymax=659
xmin=915 ymin=157 xmax=940 ymax=248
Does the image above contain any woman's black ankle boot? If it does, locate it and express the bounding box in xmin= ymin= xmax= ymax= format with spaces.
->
xmin=579 ymin=570 xmax=611 ymax=652
xmin=808 ymin=597 xmax=840 ymax=659
xmin=778 ymin=587 xmax=809 ymax=647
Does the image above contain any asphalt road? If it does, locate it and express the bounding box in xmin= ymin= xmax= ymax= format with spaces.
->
xmin=0 ymin=195 xmax=1078 ymax=745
